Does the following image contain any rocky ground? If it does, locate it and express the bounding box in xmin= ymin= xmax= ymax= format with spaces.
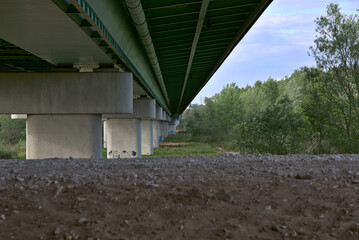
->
xmin=0 ymin=154 xmax=358 ymax=240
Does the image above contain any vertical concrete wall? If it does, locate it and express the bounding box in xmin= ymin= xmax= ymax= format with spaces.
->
xmin=26 ymin=115 xmax=102 ymax=159
xmin=153 ymin=121 xmax=159 ymax=148
xmin=103 ymin=120 xmax=108 ymax=148
xmin=141 ymin=119 xmax=153 ymax=155
xmin=107 ymin=119 xmax=141 ymax=158
xmin=0 ymin=72 xmax=133 ymax=114
xmin=163 ymin=122 xmax=169 ymax=138
xmin=169 ymin=123 xmax=176 ymax=135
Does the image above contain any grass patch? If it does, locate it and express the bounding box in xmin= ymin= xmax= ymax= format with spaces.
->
xmin=150 ymin=143 xmax=221 ymax=157
xmin=148 ymin=132 xmax=221 ymax=158
xmin=163 ymin=133 xmax=192 ymax=143
xmin=0 ymin=141 xmax=26 ymax=159
xmin=102 ymin=148 xmax=107 ymax=159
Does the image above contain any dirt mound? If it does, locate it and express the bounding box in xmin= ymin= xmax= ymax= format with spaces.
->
xmin=0 ymin=154 xmax=358 ymax=239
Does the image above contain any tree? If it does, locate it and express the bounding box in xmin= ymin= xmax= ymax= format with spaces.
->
xmin=233 ymin=96 xmax=306 ymax=154
xmin=309 ymin=3 xmax=359 ymax=152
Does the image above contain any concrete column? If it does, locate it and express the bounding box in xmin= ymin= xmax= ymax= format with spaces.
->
xmin=103 ymin=120 xmax=108 ymax=148
xmin=161 ymin=122 xmax=166 ymax=140
xmin=141 ymin=119 xmax=153 ymax=155
xmin=26 ymin=115 xmax=102 ymax=159
xmin=103 ymin=98 xmax=156 ymax=157
xmin=0 ymin=72 xmax=133 ymax=159
xmin=155 ymin=106 xmax=163 ymax=145
xmin=163 ymin=121 xmax=169 ymax=138
xmin=107 ymin=119 xmax=141 ymax=158
xmin=153 ymin=121 xmax=159 ymax=148
xmin=169 ymin=119 xmax=177 ymax=135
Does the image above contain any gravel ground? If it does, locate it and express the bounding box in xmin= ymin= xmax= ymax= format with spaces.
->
xmin=0 ymin=154 xmax=358 ymax=240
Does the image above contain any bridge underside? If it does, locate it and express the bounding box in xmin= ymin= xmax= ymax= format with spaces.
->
xmin=0 ymin=0 xmax=271 ymax=158
xmin=0 ymin=0 xmax=271 ymax=116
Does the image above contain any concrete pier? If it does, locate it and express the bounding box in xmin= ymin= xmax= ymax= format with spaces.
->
xmin=141 ymin=119 xmax=153 ymax=155
xmin=154 ymin=106 xmax=163 ymax=147
xmin=153 ymin=121 xmax=159 ymax=148
xmin=27 ymin=115 xmax=102 ymax=159
xmin=103 ymin=120 xmax=108 ymax=149
xmin=104 ymin=98 xmax=156 ymax=157
xmin=0 ymin=72 xmax=133 ymax=159
xmin=106 ymin=118 xmax=141 ymax=158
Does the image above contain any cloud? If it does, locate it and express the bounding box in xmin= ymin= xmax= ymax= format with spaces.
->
xmin=191 ymin=0 xmax=358 ymax=104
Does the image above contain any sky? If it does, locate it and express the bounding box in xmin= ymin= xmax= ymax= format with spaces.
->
xmin=192 ymin=0 xmax=359 ymax=104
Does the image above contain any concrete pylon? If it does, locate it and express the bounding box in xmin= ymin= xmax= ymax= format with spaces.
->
xmin=154 ymin=105 xmax=163 ymax=147
xmin=27 ymin=115 xmax=102 ymax=159
xmin=153 ymin=120 xmax=159 ymax=148
xmin=103 ymin=98 xmax=156 ymax=158
xmin=106 ymin=118 xmax=141 ymax=158
xmin=0 ymin=72 xmax=133 ymax=159
xmin=169 ymin=117 xmax=178 ymax=135
xmin=103 ymin=119 xmax=108 ymax=149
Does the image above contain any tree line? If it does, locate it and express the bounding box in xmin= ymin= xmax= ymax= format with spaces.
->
xmin=179 ymin=4 xmax=359 ymax=154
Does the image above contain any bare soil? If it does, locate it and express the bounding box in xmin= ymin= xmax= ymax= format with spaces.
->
xmin=0 ymin=154 xmax=358 ymax=240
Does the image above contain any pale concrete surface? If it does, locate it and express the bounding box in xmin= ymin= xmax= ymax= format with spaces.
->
xmin=103 ymin=120 xmax=108 ymax=149
xmin=107 ymin=119 xmax=141 ymax=158
xmin=11 ymin=114 xmax=27 ymax=119
xmin=103 ymin=98 xmax=155 ymax=119
xmin=169 ymin=123 xmax=176 ymax=135
xmin=141 ymin=120 xmax=153 ymax=155
xmin=163 ymin=122 xmax=169 ymax=138
xmin=26 ymin=115 xmax=102 ymax=159
xmin=156 ymin=106 xmax=163 ymax=120
xmin=153 ymin=121 xmax=159 ymax=148
xmin=158 ymin=122 xmax=163 ymax=144
xmin=104 ymin=98 xmax=156 ymax=157
xmin=0 ymin=72 xmax=133 ymax=114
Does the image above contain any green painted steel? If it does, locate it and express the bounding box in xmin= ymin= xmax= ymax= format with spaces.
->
xmin=0 ymin=39 xmax=55 ymax=72
xmin=142 ymin=0 xmax=272 ymax=114
xmin=69 ymin=0 xmax=170 ymax=113
xmin=0 ymin=0 xmax=271 ymax=116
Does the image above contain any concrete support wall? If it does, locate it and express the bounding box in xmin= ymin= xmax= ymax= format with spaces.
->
xmin=169 ymin=123 xmax=176 ymax=135
xmin=153 ymin=121 xmax=159 ymax=148
xmin=103 ymin=120 xmax=108 ymax=148
xmin=158 ymin=122 xmax=163 ymax=144
xmin=0 ymin=72 xmax=133 ymax=114
xmin=26 ymin=115 xmax=102 ymax=159
xmin=103 ymin=98 xmax=155 ymax=157
xmin=163 ymin=122 xmax=169 ymax=138
xmin=141 ymin=119 xmax=153 ymax=155
xmin=1 ymin=72 xmax=133 ymax=159
xmin=107 ymin=119 xmax=141 ymax=158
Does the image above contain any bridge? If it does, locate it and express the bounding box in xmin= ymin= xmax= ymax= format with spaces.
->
xmin=0 ymin=0 xmax=271 ymax=159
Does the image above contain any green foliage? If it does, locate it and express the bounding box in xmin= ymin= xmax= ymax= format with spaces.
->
xmin=234 ymin=96 xmax=307 ymax=154
xmin=0 ymin=144 xmax=17 ymax=159
xmin=163 ymin=133 xmax=192 ymax=143
xmin=0 ymin=115 xmax=26 ymax=159
xmin=176 ymin=3 xmax=359 ymax=154
xmin=0 ymin=140 xmax=26 ymax=159
xmin=0 ymin=115 xmax=26 ymax=145
xmin=309 ymin=4 xmax=359 ymax=152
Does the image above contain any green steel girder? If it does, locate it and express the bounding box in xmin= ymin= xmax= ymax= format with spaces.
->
xmin=67 ymin=0 xmax=170 ymax=112
xmin=0 ymin=38 xmax=55 ymax=72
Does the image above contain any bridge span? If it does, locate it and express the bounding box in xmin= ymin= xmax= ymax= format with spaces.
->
xmin=0 ymin=0 xmax=271 ymax=158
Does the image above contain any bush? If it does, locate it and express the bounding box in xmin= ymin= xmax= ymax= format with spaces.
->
xmin=0 ymin=142 xmax=17 ymax=159
xmin=233 ymin=96 xmax=307 ymax=154
xmin=0 ymin=115 xmax=26 ymax=144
